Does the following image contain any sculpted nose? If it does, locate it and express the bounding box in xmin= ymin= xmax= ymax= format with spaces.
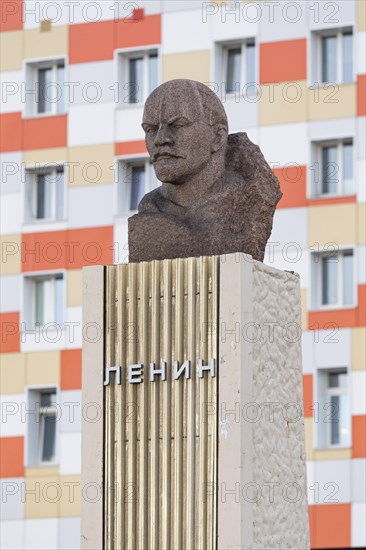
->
xmin=154 ymin=124 xmax=173 ymax=146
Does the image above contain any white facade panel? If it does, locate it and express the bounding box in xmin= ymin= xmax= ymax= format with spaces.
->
xmin=162 ymin=10 xmax=211 ymax=54
xmin=1 ymin=71 xmax=23 ymax=114
xmin=60 ymin=390 xmax=82 ymax=433
xmin=59 ymin=432 xmax=81 ymax=475
xmin=302 ymin=331 xmax=315 ymax=375
xmin=259 ymin=123 xmax=308 ymax=166
xmin=306 ymin=461 xmax=316 ymax=505
xmin=357 ymin=159 xmax=366 ymax=202
xmin=211 ymin=5 xmax=258 ymax=42
xmin=0 ymin=520 xmax=24 ymax=550
xmin=357 ymin=31 xmax=366 ymax=74
xmin=0 ymin=193 xmax=22 ymax=235
xmin=351 ymin=502 xmax=366 ymax=548
xmin=351 ymin=371 xmax=366 ymax=415
xmin=307 ymin=0 xmax=355 ymax=32
xmin=0 ymin=152 xmax=23 ymax=195
xmin=58 ymin=517 xmax=81 ymax=550
xmin=163 ymin=1 xmax=203 ymax=14
xmin=308 ymin=118 xmax=356 ymax=143
xmin=115 ymin=105 xmax=145 ymax=142
xmin=68 ymin=185 xmax=114 ymax=229
xmin=259 ymin=4 xmax=307 ymax=43
xmin=225 ymin=97 xmax=258 ymax=132
xmin=351 ymin=458 xmax=366 ymax=502
xmin=113 ymin=219 xmax=129 ymax=264
xmin=312 ymin=459 xmax=351 ymax=504
xmin=64 ymin=307 xmax=82 ymax=349
xmin=68 ymin=61 xmax=115 ymax=106
xmin=0 ymin=478 xmax=24 ymax=520
xmin=0 ymin=394 xmax=26 ymax=437
xmin=25 ymin=518 xmax=58 ymax=550
xmin=68 ymin=103 xmax=115 ymax=147
xmin=20 ymin=328 xmax=68 ymax=353
xmin=270 ymin=207 xmax=308 ymax=251
xmin=357 ymin=245 xmax=366 ymax=284
xmin=23 ymin=0 xmax=117 ymax=29
xmin=0 ymin=275 xmax=21 ymax=313
xmin=314 ymin=328 xmax=351 ymax=369
xmin=357 ymin=117 xmax=365 ymax=160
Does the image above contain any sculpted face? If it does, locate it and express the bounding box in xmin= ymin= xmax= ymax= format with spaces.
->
xmin=142 ymin=81 xmax=223 ymax=185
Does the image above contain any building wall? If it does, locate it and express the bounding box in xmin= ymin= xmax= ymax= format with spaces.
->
xmin=0 ymin=1 xmax=365 ymax=548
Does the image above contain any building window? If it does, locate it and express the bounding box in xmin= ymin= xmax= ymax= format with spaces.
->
xmin=118 ymin=158 xmax=159 ymax=213
xmin=24 ymin=273 xmax=64 ymax=328
xmin=27 ymin=388 xmax=58 ymax=466
xmin=25 ymin=59 xmax=65 ymax=116
xmin=221 ymin=41 xmax=256 ymax=94
xmin=317 ymin=368 xmax=350 ymax=449
xmin=311 ymin=139 xmax=354 ymax=197
xmin=317 ymin=30 xmax=353 ymax=84
xmin=312 ymin=250 xmax=354 ymax=309
xmin=25 ymin=166 xmax=65 ymax=223
xmin=119 ymin=50 xmax=158 ymax=105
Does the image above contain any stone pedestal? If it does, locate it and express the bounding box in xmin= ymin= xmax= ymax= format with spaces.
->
xmin=81 ymin=254 xmax=310 ymax=550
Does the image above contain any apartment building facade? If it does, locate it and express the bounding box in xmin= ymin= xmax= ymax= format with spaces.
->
xmin=0 ymin=0 xmax=365 ymax=548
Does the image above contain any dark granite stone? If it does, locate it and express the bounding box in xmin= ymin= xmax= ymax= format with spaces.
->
xmin=128 ymin=79 xmax=282 ymax=262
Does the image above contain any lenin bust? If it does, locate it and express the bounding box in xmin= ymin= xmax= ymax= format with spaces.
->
xmin=128 ymin=79 xmax=282 ymax=263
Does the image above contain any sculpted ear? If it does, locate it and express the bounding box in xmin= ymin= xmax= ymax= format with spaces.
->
xmin=211 ymin=125 xmax=228 ymax=153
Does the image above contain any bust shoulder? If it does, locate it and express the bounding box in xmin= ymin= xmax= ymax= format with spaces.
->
xmin=138 ymin=187 xmax=164 ymax=213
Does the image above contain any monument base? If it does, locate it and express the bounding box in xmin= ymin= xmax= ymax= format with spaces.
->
xmin=81 ymin=254 xmax=310 ymax=550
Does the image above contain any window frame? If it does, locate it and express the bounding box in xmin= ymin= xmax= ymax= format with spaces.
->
xmin=315 ymin=367 xmax=351 ymax=450
xmin=220 ymin=39 xmax=257 ymax=97
xmin=311 ymin=248 xmax=356 ymax=311
xmin=116 ymin=155 xmax=160 ymax=215
xmin=116 ymin=46 xmax=160 ymax=108
xmin=24 ymin=56 xmax=67 ymax=118
xmin=23 ymin=271 xmax=65 ymax=330
xmin=310 ymin=138 xmax=355 ymax=198
xmin=313 ymin=28 xmax=354 ymax=85
xmin=24 ymin=164 xmax=66 ymax=224
xmin=26 ymin=386 xmax=59 ymax=467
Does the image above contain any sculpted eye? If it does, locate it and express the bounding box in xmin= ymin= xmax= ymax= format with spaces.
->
xmin=142 ymin=124 xmax=157 ymax=134
xmin=170 ymin=118 xmax=191 ymax=128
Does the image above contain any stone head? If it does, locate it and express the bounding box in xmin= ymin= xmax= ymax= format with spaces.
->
xmin=142 ymin=79 xmax=228 ymax=185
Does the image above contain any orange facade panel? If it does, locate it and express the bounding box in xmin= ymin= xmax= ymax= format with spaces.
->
xmin=260 ymin=39 xmax=307 ymax=84
xmin=69 ymin=20 xmax=115 ymax=64
xmin=0 ymin=436 xmax=24 ymax=478
xmin=302 ymin=374 xmax=313 ymax=418
xmin=21 ymin=226 xmax=114 ymax=272
xmin=115 ymin=140 xmax=147 ymax=156
xmin=0 ymin=112 xmax=22 ymax=153
xmin=61 ymin=348 xmax=82 ymax=390
xmin=275 ymin=165 xmax=307 ymax=209
xmin=309 ymin=503 xmax=351 ymax=549
xmin=352 ymin=415 xmax=366 ymax=458
xmin=357 ymin=74 xmax=366 ymax=116
xmin=0 ymin=0 xmax=23 ymax=31
xmin=308 ymin=285 xmax=366 ymax=329
xmin=0 ymin=312 xmax=20 ymax=353
xmin=116 ymin=13 xmax=161 ymax=48
xmin=275 ymin=165 xmax=357 ymax=209
xmin=23 ymin=115 xmax=67 ymax=150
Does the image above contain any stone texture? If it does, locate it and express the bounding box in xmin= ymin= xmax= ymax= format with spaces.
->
xmin=128 ymin=79 xmax=282 ymax=263
xmin=252 ymin=262 xmax=309 ymax=549
xmin=218 ymin=255 xmax=310 ymax=549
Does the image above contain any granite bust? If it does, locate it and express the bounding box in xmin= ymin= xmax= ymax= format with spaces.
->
xmin=128 ymin=79 xmax=282 ymax=263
